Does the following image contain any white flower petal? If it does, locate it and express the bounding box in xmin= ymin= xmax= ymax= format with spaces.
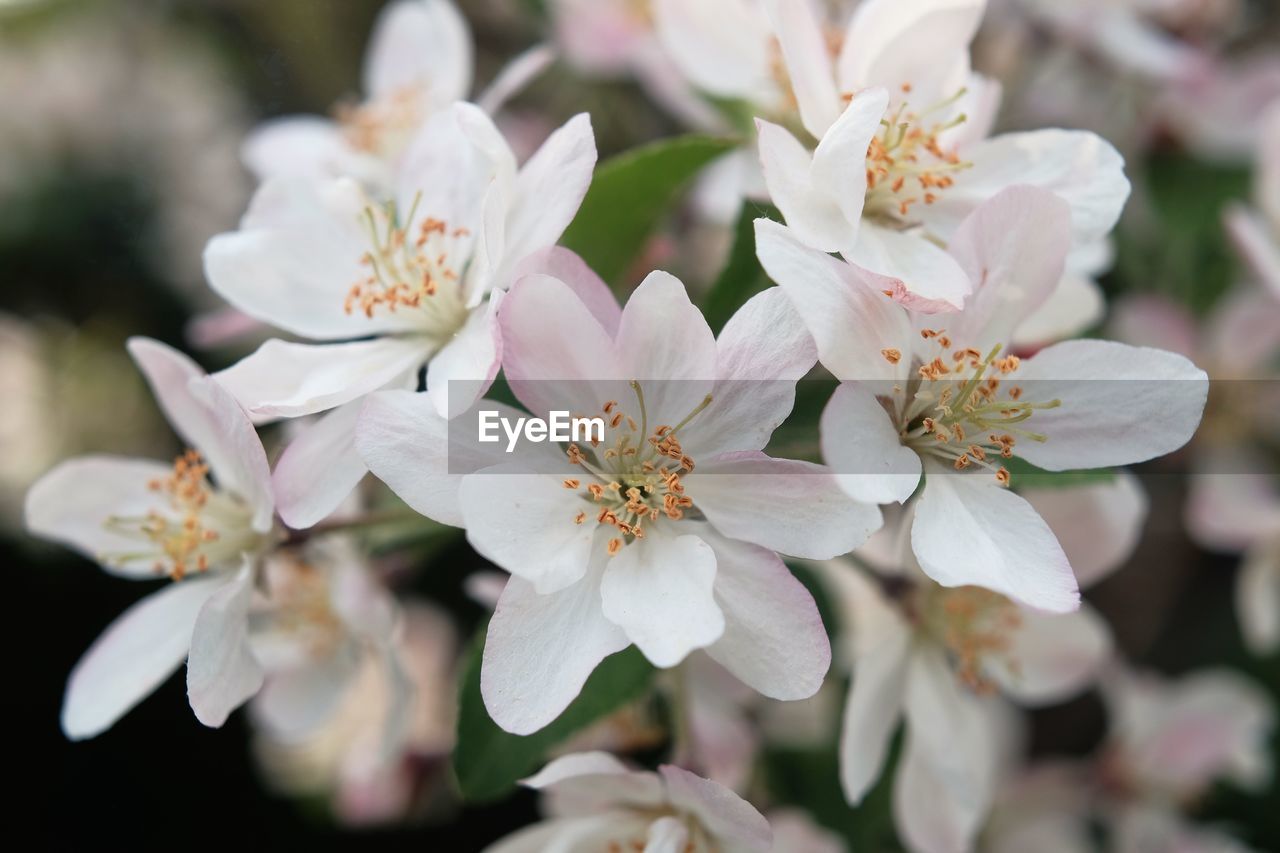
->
xmin=847 ymin=221 xmax=971 ymax=312
xmin=653 ymin=0 xmax=774 ymax=100
xmin=756 ymin=120 xmax=851 ymax=254
xmin=1013 ymin=340 xmax=1208 ymax=471
xmin=681 ymin=288 xmax=815 ymax=459
xmin=936 ymin=130 xmax=1131 ymax=246
xmin=500 ymin=273 xmax=626 ymax=420
xmin=426 ymin=297 xmax=501 ymax=419
xmin=241 ymin=117 xmax=378 ymax=184
xmin=272 ymin=401 xmax=369 ymax=530
xmin=811 ymin=88 xmax=890 ymax=227
xmin=821 ymin=382 xmax=922 ymax=504
xmin=128 ymin=338 xmax=274 ymax=529
xmin=701 ymin=530 xmax=830 ymax=700
xmin=521 ymin=751 xmax=633 ymax=788
xmin=601 ymin=533 xmax=724 ymax=668
xmin=253 ymin=650 xmax=359 ymax=739
xmin=986 ymin=603 xmax=1111 ymax=706
xmin=477 ymin=43 xmax=555 ymax=114
xmin=838 ymin=0 xmax=984 ymax=102
xmin=828 ymin=566 xmax=911 ymax=803
xmin=1023 ymin=473 xmax=1148 ymax=589
xmin=944 ymin=186 xmax=1073 ymax=351
xmin=363 ymin=0 xmax=472 ymax=104
xmin=913 ymin=467 xmax=1080 ymax=613
xmin=513 ymin=247 xmax=622 ymax=336
xmin=215 ymin=336 xmax=432 ymax=420
xmin=61 ymin=575 xmax=225 ymax=739
xmin=26 ymin=455 xmax=177 ymax=578
xmin=187 ymin=561 xmax=264 ymax=727
xmin=1013 ymin=271 xmax=1106 ymax=348
xmin=690 ymin=451 xmax=881 ymax=558
xmin=460 ymin=462 xmax=598 ymax=594
xmin=755 ymin=219 xmax=913 ymax=382
xmin=761 ymin=0 xmax=840 ymax=138
xmin=659 ymin=764 xmax=773 ymax=851
xmin=204 ymin=177 xmax=423 ymax=340
xmin=646 ymin=816 xmax=690 ymax=853
xmin=481 ymin=567 xmax=630 ymax=735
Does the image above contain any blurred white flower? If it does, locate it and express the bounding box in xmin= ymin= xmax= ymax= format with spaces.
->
xmin=819 ymin=470 xmax=1143 ymax=853
xmin=759 ymin=186 xmax=1206 ymax=612
xmin=207 ymin=106 xmax=596 ymax=529
xmin=1226 ymin=101 xmax=1280 ymax=299
xmin=25 ymin=338 xmax=277 ymax=737
xmin=253 ymin=601 xmax=460 ymax=827
xmin=484 ymin=752 xmax=773 ymax=852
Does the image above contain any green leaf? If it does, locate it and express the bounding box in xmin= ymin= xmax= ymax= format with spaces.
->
xmin=452 ymin=628 xmax=656 ymax=802
xmin=701 ymin=203 xmax=780 ymax=333
xmin=1004 ymin=456 xmax=1115 ymax=490
xmin=560 ymin=135 xmax=738 ymax=287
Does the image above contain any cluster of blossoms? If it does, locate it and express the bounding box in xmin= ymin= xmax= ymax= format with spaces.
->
xmin=22 ymin=0 xmax=1279 ymax=849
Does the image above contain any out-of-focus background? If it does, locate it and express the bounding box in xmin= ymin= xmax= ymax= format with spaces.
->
xmin=3 ymin=0 xmax=1279 ymax=849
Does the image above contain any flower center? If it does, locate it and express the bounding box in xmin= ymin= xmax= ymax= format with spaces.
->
xmin=101 ymin=449 xmax=260 ymax=580
xmin=861 ymin=87 xmax=973 ymax=226
xmin=889 ymin=331 xmax=1062 ymax=487
xmin=256 ymin=553 xmax=345 ymax=659
xmin=920 ymin=584 xmax=1023 ymax=693
xmin=343 ymin=192 xmax=471 ymax=335
xmin=561 ymin=381 xmax=712 ymax=556
xmin=334 ymin=83 xmax=426 ymax=159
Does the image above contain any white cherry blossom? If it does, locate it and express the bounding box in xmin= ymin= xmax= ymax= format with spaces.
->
xmin=758 ymin=186 xmax=1207 ymax=612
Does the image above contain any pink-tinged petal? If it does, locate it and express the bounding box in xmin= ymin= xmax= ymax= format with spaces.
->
xmin=1013 ymin=270 xmax=1106 ymax=348
xmin=61 ymin=575 xmax=225 ymax=739
xmin=700 ymin=529 xmax=831 ymax=700
xmin=500 ymin=273 xmax=625 ymax=419
xmin=477 ymin=43 xmax=555 ymax=114
xmin=600 ymin=533 xmax=724 ymax=667
xmin=755 ymin=219 xmax=913 ymax=382
xmin=896 ymin=647 xmax=996 ymax=853
xmin=356 ymin=391 xmax=522 ymax=527
xmin=1013 ymin=340 xmax=1208 ymax=471
xmin=761 ymin=0 xmax=840 ymax=138
xmin=769 ymin=810 xmax=848 ymax=853
xmin=482 ymin=565 xmax=630 ymax=735
xmin=272 ymin=401 xmax=368 ymax=530
xmin=1237 ymin=546 xmax=1280 ymax=656
xmin=822 ymin=564 xmax=911 ymax=803
xmin=460 ymin=462 xmax=597 ymax=594
xmin=187 ymin=561 xmax=264 ymax=727
xmin=756 ymin=120 xmax=850 ymax=254
xmin=500 ymin=113 xmax=597 ymax=281
xmin=1225 ymin=205 xmax=1280 ymax=303
xmin=838 ymin=0 xmax=984 ymax=102
xmin=485 ymin=816 xmax=646 ymax=853
xmin=513 ymin=247 xmax=622 ymax=336
xmin=1023 ymin=473 xmax=1148 ymax=589
xmin=362 ymin=0 xmax=472 ymax=104
xmin=821 ymin=382 xmax=922 ymax=504
xmin=426 ymin=298 xmax=501 ymax=419
xmin=521 ymin=751 xmax=633 ymax=788
xmin=937 ymin=130 xmax=1131 ymax=246
xmin=127 ymin=338 xmax=274 ymax=529
xmin=811 ymin=88 xmax=890 ymax=227
xmin=204 ymin=177 xmax=423 ymax=340
xmin=215 ymin=336 xmax=432 ymax=419
xmin=913 ymin=467 xmax=1080 ymax=613
xmin=25 ymin=455 xmax=177 ymax=578
xmin=660 ymin=764 xmax=773 ymax=851
xmin=690 ymin=451 xmax=881 ymax=558
xmin=986 ymin=604 xmax=1111 ymax=706
xmin=848 ymin=221 xmax=971 ymax=312
xmin=945 ymin=186 xmax=1073 ymax=351
xmin=241 ymin=117 xmax=380 ymax=185
xmin=653 ymin=0 xmax=773 ymax=100
xmin=682 ymin=288 xmax=815 ymax=459
xmin=616 ymin=271 xmax=718 ymax=425
xmin=1185 ymin=451 xmax=1280 ymax=552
